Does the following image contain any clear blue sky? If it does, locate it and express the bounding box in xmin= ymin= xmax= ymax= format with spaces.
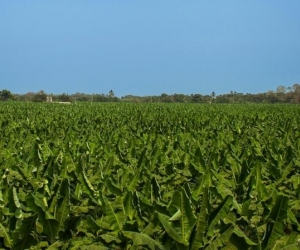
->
xmin=1 ymin=1 xmax=299 ymax=97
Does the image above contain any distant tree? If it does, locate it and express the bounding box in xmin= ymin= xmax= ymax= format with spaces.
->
xmin=32 ymin=90 xmax=47 ymax=102
xmin=285 ymin=91 xmax=294 ymax=103
xmin=12 ymin=94 xmax=23 ymax=101
xmin=108 ymin=90 xmax=114 ymax=98
xmin=191 ymin=94 xmax=202 ymax=103
xmin=211 ymin=91 xmax=216 ymax=103
xmin=0 ymin=89 xmax=14 ymax=101
xmin=57 ymin=93 xmax=71 ymax=102
xmin=216 ymin=94 xmax=230 ymax=103
xmin=173 ymin=94 xmax=186 ymax=102
xmin=266 ymin=91 xmax=278 ymax=103
xmin=106 ymin=90 xmax=119 ymax=102
xmin=276 ymin=86 xmax=287 ymax=102
xmin=229 ymin=91 xmax=234 ymax=103
xmin=292 ymin=83 xmax=300 ymax=103
xmin=292 ymin=83 xmax=300 ymax=93
xmin=71 ymin=92 xmax=90 ymax=102
xmin=23 ymin=92 xmax=35 ymax=102
xmin=92 ymin=94 xmax=106 ymax=102
xmin=276 ymin=85 xmax=286 ymax=94
xmin=160 ymin=93 xmax=173 ymax=102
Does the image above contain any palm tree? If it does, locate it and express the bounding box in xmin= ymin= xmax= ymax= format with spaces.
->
xmin=108 ymin=90 xmax=114 ymax=98
xmin=211 ymin=91 xmax=216 ymax=103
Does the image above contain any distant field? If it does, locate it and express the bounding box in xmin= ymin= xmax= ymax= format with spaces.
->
xmin=0 ymin=102 xmax=300 ymax=249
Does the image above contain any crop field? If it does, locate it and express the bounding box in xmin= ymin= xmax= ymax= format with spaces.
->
xmin=0 ymin=102 xmax=300 ymax=249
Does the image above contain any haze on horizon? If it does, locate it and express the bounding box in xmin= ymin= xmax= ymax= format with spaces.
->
xmin=1 ymin=1 xmax=299 ymax=97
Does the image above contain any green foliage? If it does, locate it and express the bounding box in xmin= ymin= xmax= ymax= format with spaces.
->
xmin=0 ymin=102 xmax=300 ymax=249
xmin=0 ymin=89 xmax=14 ymax=101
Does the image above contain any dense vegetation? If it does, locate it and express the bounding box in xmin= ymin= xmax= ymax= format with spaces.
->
xmin=1 ymin=83 xmax=300 ymax=103
xmin=0 ymin=102 xmax=300 ymax=249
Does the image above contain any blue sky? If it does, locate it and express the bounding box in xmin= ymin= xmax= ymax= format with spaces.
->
xmin=1 ymin=1 xmax=299 ymax=97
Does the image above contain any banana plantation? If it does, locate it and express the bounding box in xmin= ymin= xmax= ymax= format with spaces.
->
xmin=0 ymin=102 xmax=300 ymax=249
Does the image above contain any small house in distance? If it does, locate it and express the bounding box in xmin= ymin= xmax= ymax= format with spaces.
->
xmin=46 ymin=95 xmax=71 ymax=104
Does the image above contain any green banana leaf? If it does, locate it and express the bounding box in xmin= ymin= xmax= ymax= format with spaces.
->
xmin=206 ymin=224 xmax=234 ymax=250
xmin=262 ymin=195 xmax=289 ymax=249
xmin=207 ymin=195 xmax=233 ymax=237
xmin=56 ymin=178 xmax=70 ymax=232
xmin=158 ymin=188 xmax=197 ymax=246
xmin=0 ymin=222 xmax=12 ymax=248
xmin=190 ymin=187 xmax=209 ymax=250
xmin=102 ymin=195 xmax=126 ymax=232
xmin=123 ymin=231 xmax=164 ymax=250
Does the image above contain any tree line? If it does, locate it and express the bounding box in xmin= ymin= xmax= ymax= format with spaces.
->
xmin=1 ymin=84 xmax=300 ymax=103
